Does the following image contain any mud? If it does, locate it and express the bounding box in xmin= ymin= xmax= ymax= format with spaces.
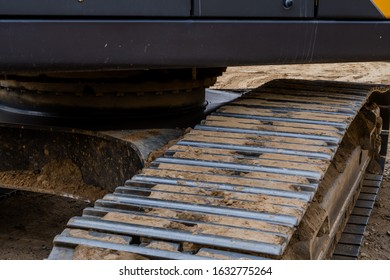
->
xmin=170 ymin=145 xmax=328 ymax=165
xmin=194 ymin=223 xmax=284 ymax=244
xmin=102 ymin=210 xmax=284 ymax=245
xmin=72 ymin=246 xmax=149 ymax=260
xmin=146 ymin=241 xmax=179 ymax=252
xmin=68 ymin=229 xmax=129 ymax=244
xmin=142 ymin=168 xmax=305 ymax=191
xmin=147 ymin=164 xmax=311 ymax=184
xmin=184 ymin=133 xmax=334 ymax=153
xmin=196 ymin=250 xmax=251 ymax=260
xmin=235 ymin=98 xmax=348 ymax=112
xmin=0 ymin=159 xmax=108 ymax=202
xmin=282 ymin=105 xmax=376 ymax=259
xmin=147 ymin=190 xmax=302 ymax=217
xmin=171 ymin=151 xmax=325 ymax=173
xmin=103 ymin=212 xmax=171 ymax=228
xmin=150 ymin=184 xmax=305 ymax=208
xmin=145 ymin=207 xmax=293 ymax=235
xmin=204 ymin=118 xmax=341 ymax=139
xmin=249 ymin=92 xmax=358 ymax=105
xmin=218 ymin=106 xmax=350 ymax=122
xmin=145 ymin=128 xmax=189 ymax=165
xmin=188 ymin=129 xmax=330 ymax=146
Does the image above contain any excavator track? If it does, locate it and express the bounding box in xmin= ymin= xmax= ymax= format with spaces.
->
xmin=48 ymin=79 xmax=389 ymax=260
xmin=333 ymin=173 xmax=384 ymax=259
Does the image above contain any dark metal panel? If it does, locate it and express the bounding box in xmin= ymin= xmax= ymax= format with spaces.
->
xmin=347 ymin=215 xmax=369 ymax=225
xmin=363 ymin=179 xmax=382 ymax=187
xmin=333 ymin=244 xmax=360 ymax=257
xmin=351 ymin=207 xmax=372 ymax=217
xmin=1 ymin=20 xmax=390 ymax=72
xmin=358 ymin=193 xmax=376 ymax=201
xmin=364 ymin=174 xmax=383 ymax=180
xmin=338 ymin=233 xmax=364 ymax=245
xmin=332 ymin=255 xmax=356 ymax=260
xmin=318 ymin=0 xmax=384 ymax=19
xmin=361 ymin=186 xmax=379 ymax=194
xmin=343 ymin=224 xmax=366 ymax=235
xmin=0 ymin=0 xmax=191 ymax=17
xmin=194 ymin=0 xmax=314 ymax=18
xmin=355 ymin=200 xmax=375 ymax=209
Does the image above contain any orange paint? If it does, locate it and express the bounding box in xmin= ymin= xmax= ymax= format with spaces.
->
xmin=372 ymin=0 xmax=390 ymax=18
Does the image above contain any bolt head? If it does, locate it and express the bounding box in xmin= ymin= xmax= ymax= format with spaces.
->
xmin=283 ymin=0 xmax=294 ymax=9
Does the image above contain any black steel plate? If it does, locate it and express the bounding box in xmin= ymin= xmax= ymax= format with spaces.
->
xmin=0 ymin=0 xmax=191 ymax=17
xmin=361 ymin=186 xmax=380 ymax=195
xmin=347 ymin=215 xmax=369 ymax=226
xmin=318 ymin=0 xmax=384 ymax=19
xmin=332 ymin=255 xmax=356 ymax=260
xmin=1 ymin=21 xmax=390 ymax=72
xmin=358 ymin=193 xmax=377 ymax=201
xmin=193 ymin=0 xmax=314 ymax=18
xmin=343 ymin=224 xmax=366 ymax=235
xmin=355 ymin=200 xmax=376 ymax=209
xmin=338 ymin=233 xmax=364 ymax=246
xmin=333 ymin=244 xmax=360 ymax=257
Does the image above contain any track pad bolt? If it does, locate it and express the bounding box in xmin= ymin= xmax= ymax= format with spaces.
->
xmin=283 ymin=0 xmax=294 ymax=9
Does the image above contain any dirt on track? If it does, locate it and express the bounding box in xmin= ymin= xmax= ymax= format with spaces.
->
xmin=213 ymin=62 xmax=390 ymax=89
xmin=214 ymin=62 xmax=390 ymax=260
xmin=0 ymin=62 xmax=390 ymax=259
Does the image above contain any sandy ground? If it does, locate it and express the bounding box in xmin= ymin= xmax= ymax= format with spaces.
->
xmin=0 ymin=192 xmax=90 ymax=259
xmin=0 ymin=62 xmax=389 ymax=259
xmin=214 ymin=62 xmax=390 ymax=89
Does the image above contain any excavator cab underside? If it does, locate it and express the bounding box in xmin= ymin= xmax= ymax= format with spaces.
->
xmin=0 ymin=0 xmax=390 ymax=72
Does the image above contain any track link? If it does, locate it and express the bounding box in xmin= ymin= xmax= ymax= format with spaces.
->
xmin=48 ymin=79 xmax=389 ymax=260
xmin=332 ymin=174 xmax=383 ymax=259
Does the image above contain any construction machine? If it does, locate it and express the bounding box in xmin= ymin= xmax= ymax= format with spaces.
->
xmin=0 ymin=0 xmax=390 ymax=260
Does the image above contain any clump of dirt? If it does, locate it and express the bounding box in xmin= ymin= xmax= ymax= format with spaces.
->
xmin=145 ymin=128 xmax=190 ymax=165
xmin=120 ymin=129 xmax=163 ymax=142
xmin=103 ymin=212 xmax=171 ymax=228
xmin=73 ymin=246 xmax=149 ymax=260
xmin=167 ymin=221 xmax=196 ymax=232
xmin=146 ymin=241 xmax=179 ymax=252
xmin=196 ymin=249 xmax=251 ymax=260
xmin=102 ymin=208 xmax=284 ymax=252
xmin=147 ymin=184 xmax=301 ymax=217
xmin=182 ymin=242 xmax=204 ymax=252
xmin=68 ymin=229 xmax=129 ymax=244
xmin=0 ymin=159 xmax=108 ymax=202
